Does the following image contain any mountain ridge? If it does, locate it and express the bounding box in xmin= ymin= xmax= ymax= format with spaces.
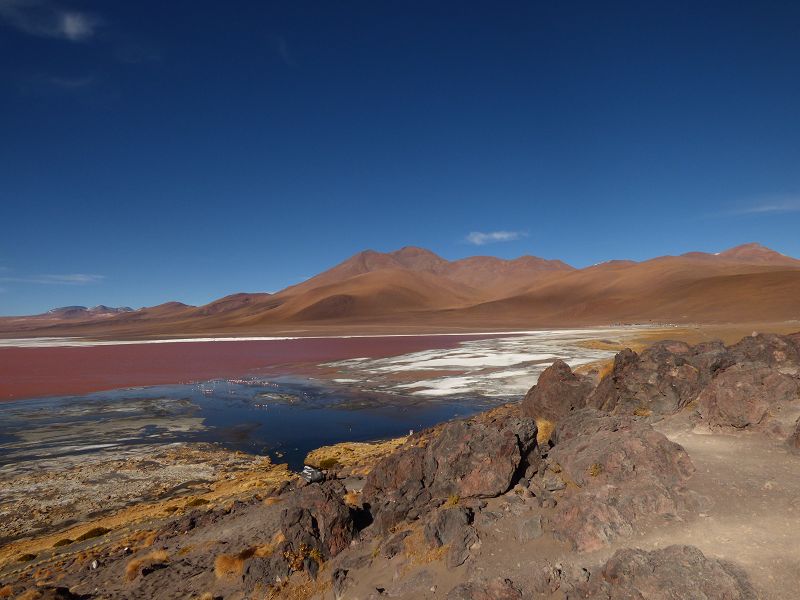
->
xmin=1 ymin=242 xmax=799 ymax=337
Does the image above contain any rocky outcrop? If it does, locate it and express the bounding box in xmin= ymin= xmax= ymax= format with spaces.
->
xmin=697 ymin=365 xmax=800 ymax=429
xmin=363 ymin=406 xmax=537 ymax=533
xmin=587 ymin=340 xmax=726 ymax=417
xmin=543 ymin=408 xmax=696 ymax=552
xmin=520 ymin=360 xmax=593 ymax=423
xmin=571 ymin=545 xmax=757 ymax=599
xmin=244 ymin=480 xmax=357 ymax=585
xmin=721 ymin=333 xmax=800 ymax=375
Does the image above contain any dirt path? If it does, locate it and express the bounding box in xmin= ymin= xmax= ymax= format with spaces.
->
xmin=632 ymin=417 xmax=800 ymax=599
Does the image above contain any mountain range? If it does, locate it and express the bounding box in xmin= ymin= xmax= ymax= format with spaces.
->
xmin=2 ymin=243 xmax=799 ymax=338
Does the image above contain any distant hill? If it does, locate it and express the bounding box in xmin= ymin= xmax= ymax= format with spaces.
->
xmin=1 ymin=243 xmax=799 ymax=338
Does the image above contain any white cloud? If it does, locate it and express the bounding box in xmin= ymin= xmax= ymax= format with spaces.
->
xmin=0 ymin=273 xmax=104 ymax=285
xmin=724 ymin=195 xmax=800 ymax=216
xmin=0 ymin=0 xmax=101 ymax=42
xmin=465 ymin=230 xmax=527 ymax=246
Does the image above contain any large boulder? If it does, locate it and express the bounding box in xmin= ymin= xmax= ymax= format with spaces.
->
xmin=363 ymin=406 xmax=538 ymax=533
xmin=570 ymin=545 xmax=757 ymax=599
xmin=697 ymin=365 xmax=800 ymax=429
xmin=543 ymin=408 xmax=696 ymax=552
xmin=521 ymin=360 xmax=594 ymax=423
xmin=244 ymin=480 xmax=356 ymax=586
xmin=587 ymin=340 xmax=725 ymax=417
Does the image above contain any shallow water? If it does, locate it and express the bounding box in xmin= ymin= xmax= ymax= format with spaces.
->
xmin=0 ymin=376 xmax=495 ymax=470
xmin=0 ymin=328 xmax=633 ymax=472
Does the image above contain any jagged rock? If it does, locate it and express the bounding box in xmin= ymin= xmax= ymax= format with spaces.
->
xmin=697 ymin=365 xmax=800 ymax=429
xmin=424 ymin=506 xmax=473 ymax=546
xmin=721 ymin=333 xmax=800 ymax=375
xmin=570 ymin=545 xmax=757 ymax=599
xmin=381 ymin=530 xmax=411 ymax=559
xmin=280 ymin=480 xmax=356 ymax=559
xmin=363 ymin=407 xmax=537 ymax=533
xmin=447 ymin=578 xmax=523 ymax=600
xmin=332 ymin=568 xmax=350 ymax=600
xmin=545 ymin=408 xmax=696 ymax=552
xmin=424 ymin=506 xmax=479 ymax=568
xmin=588 ymin=340 xmax=726 ymax=416
xmin=244 ymin=480 xmax=356 ymax=587
xmin=521 ymin=360 xmax=594 ymax=422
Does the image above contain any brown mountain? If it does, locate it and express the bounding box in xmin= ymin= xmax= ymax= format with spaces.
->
xmin=1 ymin=243 xmax=798 ymax=338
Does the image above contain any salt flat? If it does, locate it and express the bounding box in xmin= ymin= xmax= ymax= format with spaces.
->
xmin=324 ymin=327 xmax=633 ymax=397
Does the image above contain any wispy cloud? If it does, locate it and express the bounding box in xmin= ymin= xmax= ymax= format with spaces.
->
xmin=44 ymin=74 xmax=94 ymax=89
xmin=269 ymin=35 xmax=295 ymax=66
xmin=0 ymin=0 xmax=101 ymax=42
xmin=718 ymin=195 xmax=800 ymax=217
xmin=0 ymin=273 xmax=104 ymax=285
xmin=465 ymin=230 xmax=527 ymax=246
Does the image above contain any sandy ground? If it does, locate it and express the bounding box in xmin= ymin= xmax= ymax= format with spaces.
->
xmin=642 ymin=414 xmax=800 ymax=599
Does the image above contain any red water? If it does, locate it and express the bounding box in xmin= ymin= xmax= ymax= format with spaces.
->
xmin=0 ymin=335 xmax=492 ymax=400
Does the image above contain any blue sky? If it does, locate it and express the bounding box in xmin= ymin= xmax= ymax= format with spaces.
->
xmin=1 ymin=1 xmax=799 ymax=315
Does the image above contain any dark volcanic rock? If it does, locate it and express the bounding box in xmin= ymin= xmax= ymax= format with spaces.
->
xmin=545 ymin=408 xmax=696 ymax=552
xmin=363 ymin=407 xmax=537 ymax=533
xmin=447 ymin=578 xmax=523 ymax=600
xmin=722 ymin=333 xmax=800 ymax=375
xmin=570 ymin=545 xmax=757 ymax=599
xmin=521 ymin=360 xmax=594 ymax=423
xmin=244 ymin=480 xmax=356 ymax=587
xmin=424 ymin=506 xmax=479 ymax=568
xmin=588 ymin=340 xmax=726 ymax=417
xmin=281 ymin=480 xmax=356 ymax=559
xmin=697 ymin=365 xmax=800 ymax=429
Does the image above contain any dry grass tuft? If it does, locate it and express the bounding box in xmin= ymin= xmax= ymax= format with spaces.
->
xmin=267 ymin=575 xmax=331 ymax=600
xmin=0 ymin=585 xmax=13 ymax=598
xmin=214 ymin=548 xmax=254 ymax=579
xmin=52 ymin=538 xmax=73 ymax=548
xmin=305 ymin=437 xmax=408 ymax=476
xmin=633 ymin=406 xmax=652 ymax=417
xmin=402 ymin=528 xmax=447 ymax=566
xmin=443 ymin=494 xmax=460 ymax=508
xmin=588 ymin=463 xmax=604 ymax=477
xmin=597 ymin=359 xmax=615 ymax=381
xmin=213 ymin=535 xmax=282 ymax=581
xmin=17 ymin=590 xmax=42 ymax=600
xmin=263 ymin=496 xmax=284 ymax=506
xmin=75 ymin=527 xmax=111 ymax=542
xmin=17 ymin=553 xmax=37 ymax=562
xmin=186 ymin=497 xmax=209 ymax=508
xmin=125 ymin=550 xmax=169 ymax=581
xmin=343 ymin=490 xmax=361 ymax=508
xmin=536 ymin=419 xmax=555 ymax=446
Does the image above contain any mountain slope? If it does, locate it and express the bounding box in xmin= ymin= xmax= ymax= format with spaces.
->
xmin=0 ymin=243 xmax=798 ymax=337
